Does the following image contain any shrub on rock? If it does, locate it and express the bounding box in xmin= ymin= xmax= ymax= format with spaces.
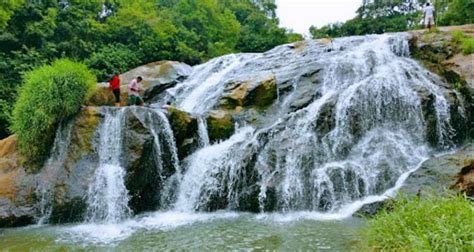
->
xmin=11 ymin=59 xmax=96 ymax=169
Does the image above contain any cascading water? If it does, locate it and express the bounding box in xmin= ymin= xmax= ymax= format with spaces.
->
xmin=167 ymin=33 xmax=457 ymax=213
xmin=171 ymin=54 xmax=258 ymax=115
xmin=197 ymin=117 xmax=210 ymax=147
xmin=85 ymin=108 xmax=131 ymax=223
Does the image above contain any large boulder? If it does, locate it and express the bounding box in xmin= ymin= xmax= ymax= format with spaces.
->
xmin=87 ymin=61 xmax=192 ymax=106
xmin=167 ymin=107 xmax=199 ymax=159
xmin=0 ymin=135 xmax=36 ymax=227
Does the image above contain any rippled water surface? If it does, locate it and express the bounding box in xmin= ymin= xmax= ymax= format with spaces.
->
xmin=0 ymin=213 xmax=365 ymax=251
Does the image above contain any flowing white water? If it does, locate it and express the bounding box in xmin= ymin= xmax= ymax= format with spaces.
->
xmin=197 ymin=117 xmax=210 ymax=147
xmin=172 ymin=54 xmax=257 ymax=114
xmin=170 ymin=33 xmax=455 ymax=213
xmin=36 ymin=122 xmax=74 ymax=224
xmin=86 ymin=108 xmax=131 ymax=223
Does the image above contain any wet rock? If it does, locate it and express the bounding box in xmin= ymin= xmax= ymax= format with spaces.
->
xmin=207 ymin=110 xmax=235 ymax=143
xmin=400 ymin=143 xmax=474 ymax=196
xmin=243 ymin=77 xmax=278 ymax=109
xmin=219 ymin=76 xmax=278 ymax=110
xmin=47 ymin=107 xmax=103 ymax=223
xmin=354 ymin=200 xmax=394 ymax=218
xmin=409 ymin=26 xmax=474 ymax=144
xmin=167 ymin=107 xmax=199 ymax=159
xmin=315 ymin=98 xmax=337 ymax=135
xmin=121 ymin=109 xmax=162 ymax=214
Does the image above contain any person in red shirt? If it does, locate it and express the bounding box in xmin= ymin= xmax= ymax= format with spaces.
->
xmin=109 ymin=73 xmax=121 ymax=107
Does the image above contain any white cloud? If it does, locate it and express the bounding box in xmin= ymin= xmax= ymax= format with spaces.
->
xmin=276 ymin=0 xmax=363 ymax=35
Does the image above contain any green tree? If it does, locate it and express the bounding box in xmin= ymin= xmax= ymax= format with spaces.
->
xmin=0 ymin=0 xmax=25 ymax=29
xmin=86 ymin=43 xmax=140 ymax=82
xmin=438 ymin=0 xmax=474 ymax=25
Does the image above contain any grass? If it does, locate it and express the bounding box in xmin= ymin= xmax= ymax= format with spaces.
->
xmin=461 ymin=37 xmax=474 ymax=55
xmin=451 ymin=31 xmax=474 ymax=55
xmin=363 ymin=194 xmax=474 ymax=251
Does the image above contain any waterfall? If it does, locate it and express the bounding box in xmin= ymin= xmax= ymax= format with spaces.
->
xmin=36 ymin=122 xmax=74 ymax=224
xmin=85 ymin=108 xmax=131 ymax=223
xmin=197 ymin=117 xmax=210 ymax=147
xmin=169 ymin=33 xmax=456 ymax=213
xmin=174 ymin=127 xmax=255 ymax=211
xmin=172 ymin=54 xmax=258 ymax=115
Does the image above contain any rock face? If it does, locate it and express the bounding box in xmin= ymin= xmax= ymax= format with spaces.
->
xmin=410 ymin=25 xmax=474 ymax=144
xmin=0 ymin=135 xmax=35 ymax=227
xmin=0 ymin=106 xmax=183 ymax=226
xmin=401 ymin=143 xmax=474 ymax=196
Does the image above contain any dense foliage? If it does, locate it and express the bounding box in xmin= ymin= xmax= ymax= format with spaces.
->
xmin=310 ymin=0 xmax=474 ymax=39
xmin=0 ymin=0 xmax=301 ymax=139
xmin=11 ymin=59 xmax=96 ymax=167
xmin=364 ymin=194 xmax=474 ymax=251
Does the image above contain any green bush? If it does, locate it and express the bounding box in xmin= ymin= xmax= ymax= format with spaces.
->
xmin=451 ymin=30 xmax=465 ymax=44
xmin=11 ymin=59 xmax=96 ymax=168
xmin=363 ymin=194 xmax=474 ymax=251
xmin=461 ymin=37 xmax=474 ymax=55
xmin=86 ymin=44 xmax=140 ymax=82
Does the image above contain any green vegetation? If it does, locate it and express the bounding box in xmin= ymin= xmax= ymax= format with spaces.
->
xmin=11 ymin=59 xmax=96 ymax=168
xmin=86 ymin=44 xmax=140 ymax=81
xmin=310 ymin=0 xmax=474 ymax=39
xmin=461 ymin=37 xmax=474 ymax=54
xmin=0 ymin=0 xmax=299 ymax=139
xmin=364 ymin=194 xmax=474 ymax=251
xmin=451 ymin=31 xmax=474 ymax=55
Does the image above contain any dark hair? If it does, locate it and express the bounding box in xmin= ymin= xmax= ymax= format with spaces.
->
xmin=137 ymin=76 xmax=143 ymax=81
xmin=426 ymin=2 xmax=430 ymax=6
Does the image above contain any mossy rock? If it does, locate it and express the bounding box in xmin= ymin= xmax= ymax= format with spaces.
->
xmin=66 ymin=107 xmax=102 ymax=167
xmin=207 ymin=110 xmax=234 ymax=143
xmin=167 ymin=107 xmax=197 ymax=146
xmin=243 ymin=77 xmax=278 ymax=109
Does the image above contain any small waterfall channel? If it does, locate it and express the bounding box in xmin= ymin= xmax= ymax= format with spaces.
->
xmin=85 ymin=109 xmax=131 ymax=223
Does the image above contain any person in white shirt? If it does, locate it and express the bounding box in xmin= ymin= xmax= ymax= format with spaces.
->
xmin=127 ymin=76 xmax=144 ymax=106
xmin=423 ymin=3 xmax=435 ymax=30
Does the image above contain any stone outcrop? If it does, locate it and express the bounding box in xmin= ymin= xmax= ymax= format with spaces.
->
xmin=401 ymin=143 xmax=474 ymax=197
xmin=410 ymin=25 xmax=474 ymax=144
xmin=0 ymin=106 xmax=185 ymax=226
xmin=87 ymin=61 xmax=192 ymax=106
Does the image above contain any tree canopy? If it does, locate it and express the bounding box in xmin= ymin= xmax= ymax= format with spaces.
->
xmin=0 ymin=0 xmax=302 ymax=138
xmin=310 ymin=0 xmax=473 ymax=39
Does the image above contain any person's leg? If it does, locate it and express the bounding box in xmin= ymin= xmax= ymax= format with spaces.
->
xmin=113 ymin=89 xmax=121 ymax=107
xmin=138 ymin=96 xmax=144 ymax=106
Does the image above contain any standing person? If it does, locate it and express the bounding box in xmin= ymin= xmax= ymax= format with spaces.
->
xmin=127 ymin=76 xmax=144 ymax=106
xmin=109 ymin=73 xmax=121 ymax=107
xmin=423 ymin=3 xmax=435 ymax=31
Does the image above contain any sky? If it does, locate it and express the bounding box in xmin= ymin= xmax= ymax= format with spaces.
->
xmin=276 ymin=0 xmax=363 ymax=35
